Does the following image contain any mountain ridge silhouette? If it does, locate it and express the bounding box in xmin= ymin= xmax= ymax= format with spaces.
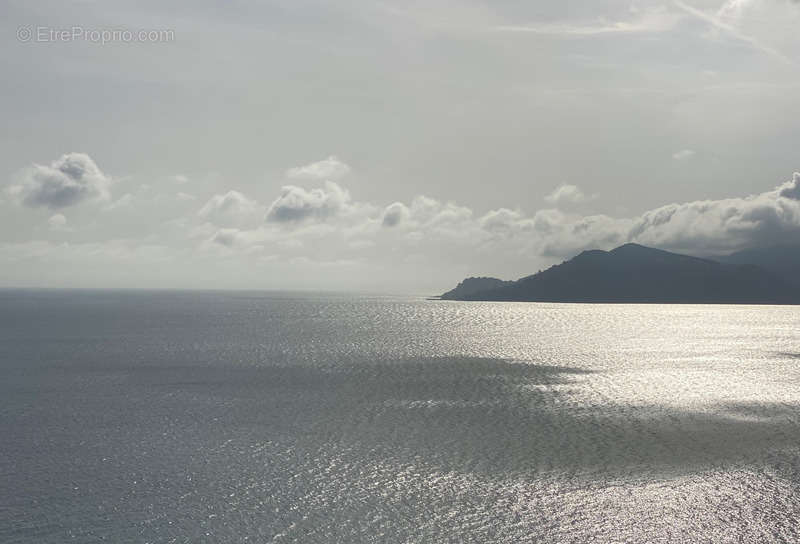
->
xmin=440 ymin=243 xmax=800 ymax=304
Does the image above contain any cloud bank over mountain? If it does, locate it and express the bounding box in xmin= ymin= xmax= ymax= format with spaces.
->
xmin=2 ymin=152 xmax=800 ymax=291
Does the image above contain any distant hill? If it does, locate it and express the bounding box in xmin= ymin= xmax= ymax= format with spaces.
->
xmin=716 ymin=244 xmax=800 ymax=288
xmin=440 ymin=243 xmax=800 ymax=304
xmin=440 ymin=277 xmax=514 ymax=299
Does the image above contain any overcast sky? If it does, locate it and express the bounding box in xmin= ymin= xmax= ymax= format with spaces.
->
xmin=1 ymin=0 xmax=799 ymax=293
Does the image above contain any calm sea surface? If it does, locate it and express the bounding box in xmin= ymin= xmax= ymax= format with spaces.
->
xmin=2 ymin=290 xmax=800 ymax=543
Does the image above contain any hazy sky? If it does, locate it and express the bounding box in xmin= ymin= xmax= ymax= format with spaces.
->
xmin=2 ymin=0 xmax=799 ymax=293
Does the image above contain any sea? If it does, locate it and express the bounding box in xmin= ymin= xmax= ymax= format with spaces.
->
xmin=2 ymin=289 xmax=800 ymax=543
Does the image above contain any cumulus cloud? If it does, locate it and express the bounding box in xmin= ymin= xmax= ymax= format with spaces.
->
xmin=286 ymin=156 xmax=351 ymax=181
xmin=381 ymin=202 xmax=410 ymax=227
xmin=47 ymin=214 xmax=68 ymax=231
xmin=532 ymin=210 xmax=631 ymax=257
xmin=198 ymin=190 xmax=264 ymax=228
xmin=407 ymin=196 xmax=473 ymax=228
xmin=629 ymin=172 xmax=800 ymax=254
xmin=673 ymin=149 xmax=696 ymax=161
xmin=10 ymin=153 xmax=111 ymax=209
xmin=7 ymin=149 xmax=800 ymax=289
xmin=479 ymin=208 xmax=532 ymax=235
xmin=544 ymin=184 xmax=588 ymax=207
xmin=512 ymin=171 xmax=800 ymax=257
xmin=779 ymin=172 xmax=800 ymax=200
xmin=466 ymin=172 xmax=800 ymax=258
xmin=219 ymin=171 xmax=800 ymax=264
xmin=265 ymin=181 xmax=352 ymax=223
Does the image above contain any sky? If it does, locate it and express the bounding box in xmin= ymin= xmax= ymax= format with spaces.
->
xmin=1 ymin=0 xmax=799 ymax=293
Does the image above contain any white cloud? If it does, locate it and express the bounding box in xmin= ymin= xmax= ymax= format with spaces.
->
xmin=47 ymin=214 xmax=68 ymax=231
xmin=172 ymin=174 xmax=189 ymax=184
xmin=531 ymin=210 xmax=632 ymax=257
xmin=406 ymin=196 xmax=473 ymax=228
xmin=544 ymin=184 xmax=588 ymax=207
xmin=198 ymin=190 xmax=264 ymax=228
xmin=285 ymin=156 xmax=351 ymax=181
xmin=528 ymin=171 xmax=800 ymax=257
xmin=6 ymin=149 xmax=800 ymax=289
xmin=673 ymin=149 xmax=696 ymax=161
xmin=629 ymin=171 xmax=800 ymax=253
xmin=204 ymin=172 xmax=800 ymax=265
xmin=780 ymin=172 xmax=800 ymax=200
xmin=10 ymin=153 xmax=112 ymax=210
xmin=265 ymin=181 xmax=353 ymax=224
xmin=479 ymin=208 xmax=532 ymax=235
xmin=473 ymin=172 xmax=800 ymax=257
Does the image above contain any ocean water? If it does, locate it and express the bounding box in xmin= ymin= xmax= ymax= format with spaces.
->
xmin=2 ymin=290 xmax=800 ymax=543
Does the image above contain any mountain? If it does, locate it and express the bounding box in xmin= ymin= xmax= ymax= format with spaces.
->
xmin=441 ymin=243 xmax=800 ymax=304
xmin=716 ymin=244 xmax=800 ymax=288
xmin=440 ymin=277 xmax=514 ymax=299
